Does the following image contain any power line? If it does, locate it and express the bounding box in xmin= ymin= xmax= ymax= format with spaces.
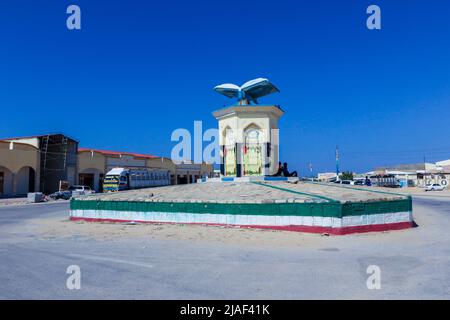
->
xmin=343 ymin=147 xmax=450 ymax=155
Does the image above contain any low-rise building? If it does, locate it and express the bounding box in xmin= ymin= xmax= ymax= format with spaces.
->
xmin=78 ymin=148 xmax=162 ymax=192
xmin=78 ymin=148 xmax=213 ymax=192
xmin=174 ymin=162 xmax=214 ymax=184
xmin=374 ymin=162 xmax=450 ymax=187
xmin=437 ymin=159 xmax=450 ymax=167
xmin=0 ymin=140 xmax=40 ymax=197
xmin=1 ymin=134 xmax=78 ymax=196
xmin=1 ymin=133 xmax=214 ymax=197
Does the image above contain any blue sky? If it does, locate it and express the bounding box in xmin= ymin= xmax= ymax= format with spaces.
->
xmin=1 ymin=0 xmax=449 ymax=174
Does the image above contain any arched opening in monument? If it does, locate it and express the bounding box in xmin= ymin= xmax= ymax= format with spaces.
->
xmin=223 ymin=127 xmax=236 ymax=176
xmin=243 ymin=125 xmax=263 ymax=176
xmin=15 ymin=166 xmax=36 ymax=195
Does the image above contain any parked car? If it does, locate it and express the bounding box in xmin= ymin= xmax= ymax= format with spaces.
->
xmin=70 ymin=185 xmax=95 ymax=195
xmin=425 ymin=184 xmax=445 ymax=191
xmin=49 ymin=190 xmax=72 ymax=200
xmin=341 ymin=180 xmax=355 ymax=185
xmin=354 ymin=180 xmax=364 ymax=186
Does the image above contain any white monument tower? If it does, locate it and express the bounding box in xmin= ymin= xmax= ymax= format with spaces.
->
xmin=212 ymin=78 xmax=284 ymax=177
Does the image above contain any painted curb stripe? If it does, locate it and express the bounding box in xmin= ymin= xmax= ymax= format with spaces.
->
xmin=70 ymin=197 xmax=412 ymax=217
xmin=70 ymin=209 xmax=412 ymax=228
xmin=69 ymin=216 xmax=413 ymax=236
xmin=263 ymin=177 xmax=288 ymax=181
xmin=71 ymin=200 xmax=342 ymax=217
xmin=70 ymin=181 xmax=414 ymax=235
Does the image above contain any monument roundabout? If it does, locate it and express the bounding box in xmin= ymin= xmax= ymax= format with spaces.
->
xmin=70 ymin=78 xmax=414 ymax=235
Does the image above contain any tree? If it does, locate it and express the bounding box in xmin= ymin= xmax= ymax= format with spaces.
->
xmin=340 ymin=171 xmax=354 ymax=181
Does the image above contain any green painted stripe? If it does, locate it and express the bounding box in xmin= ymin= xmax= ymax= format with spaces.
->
xmin=251 ymin=181 xmax=339 ymax=203
xmin=70 ymin=197 xmax=412 ymax=218
xmin=341 ymin=199 xmax=412 ymax=216
xmin=296 ymin=182 xmax=412 ymax=216
xmin=70 ymin=199 xmax=342 ymax=217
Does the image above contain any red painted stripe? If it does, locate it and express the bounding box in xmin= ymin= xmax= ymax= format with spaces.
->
xmin=69 ymin=217 xmax=413 ymax=235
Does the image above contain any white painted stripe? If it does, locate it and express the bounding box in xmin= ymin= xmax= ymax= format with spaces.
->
xmin=67 ymin=253 xmax=154 ymax=269
xmin=341 ymin=211 xmax=412 ymax=227
xmin=70 ymin=210 xmax=412 ymax=228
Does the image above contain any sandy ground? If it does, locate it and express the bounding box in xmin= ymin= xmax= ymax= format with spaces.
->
xmin=34 ymin=210 xmax=419 ymax=250
xmin=75 ymin=181 xmax=409 ymax=203
xmin=35 ymin=217 xmax=327 ymax=248
xmin=0 ymin=197 xmax=68 ymax=207
xmin=0 ymin=197 xmax=31 ymax=207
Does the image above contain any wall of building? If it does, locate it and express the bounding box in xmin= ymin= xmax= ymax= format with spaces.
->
xmin=175 ymin=163 xmax=213 ymax=184
xmin=77 ymin=151 xmax=215 ymax=191
xmin=437 ymin=159 xmax=450 ymax=167
xmin=106 ymin=155 xmax=146 ymax=171
xmin=5 ymin=137 xmax=40 ymax=149
xmin=146 ymin=157 xmax=177 ymax=184
xmin=200 ymin=163 xmax=213 ymax=176
xmin=416 ymin=173 xmax=450 ymax=187
xmin=1 ymin=137 xmax=215 ymax=196
xmin=77 ymin=151 xmax=106 ymax=192
xmin=78 ymin=151 xmax=106 ymax=172
xmin=3 ymin=135 xmax=79 ymax=194
xmin=0 ymin=141 xmax=40 ymax=197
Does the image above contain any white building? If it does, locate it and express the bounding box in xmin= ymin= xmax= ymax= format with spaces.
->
xmin=436 ymin=159 xmax=450 ymax=167
xmin=374 ymin=160 xmax=450 ymax=187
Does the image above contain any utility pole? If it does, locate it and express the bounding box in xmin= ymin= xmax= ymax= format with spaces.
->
xmin=335 ymin=145 xmax=340 ymax=181
xmin=423 ymin=155 xmax=427 ymax=187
